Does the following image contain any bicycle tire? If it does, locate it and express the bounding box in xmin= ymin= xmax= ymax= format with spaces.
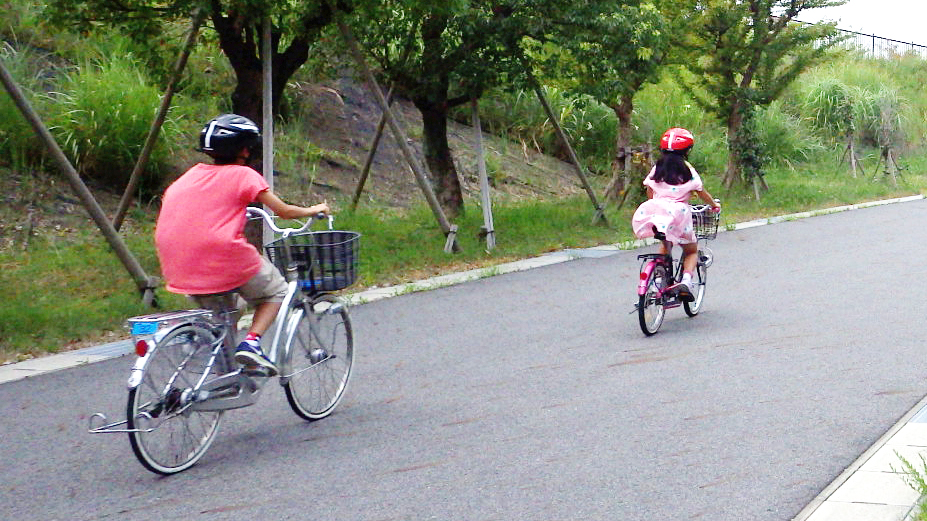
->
xmin=638 ymin=264 xmax=667 ymax=336
xmin=683 ymin=261 xmax=708 ymax=317
xmin=282 ymin=294 xmax=354 ymax=421
xmin=127 ymin=324 xmax=224 ymax=475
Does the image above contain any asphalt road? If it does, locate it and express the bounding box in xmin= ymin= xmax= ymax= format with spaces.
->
xmin=3 ymin=200 xmax=927 ymax=521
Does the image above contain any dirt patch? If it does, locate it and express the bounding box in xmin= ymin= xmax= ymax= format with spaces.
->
xmin=286 ymin=76 xmax=590 ymax=209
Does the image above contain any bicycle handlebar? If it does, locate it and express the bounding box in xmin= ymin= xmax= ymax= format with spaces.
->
xmin=245 ymin=207 xmax=330 ymax=236
xmin=691 ymin=198 xmax=722 ymax=214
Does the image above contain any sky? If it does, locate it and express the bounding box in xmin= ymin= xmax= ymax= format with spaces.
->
xmin=797 ymin=0 xmax=927 ymax=46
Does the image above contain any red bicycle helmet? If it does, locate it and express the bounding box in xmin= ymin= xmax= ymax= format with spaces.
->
xmin=660 ymin=127 xmax=694 ymax=152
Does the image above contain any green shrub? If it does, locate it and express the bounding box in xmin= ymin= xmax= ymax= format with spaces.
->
xmin=469 ymin=86 xmax=618 ymax=174
xmin=755 ymin=101 xmax=826 ymax=167
xmin=0 ymin=43 xmax=46 ymax=169
xmin=47 ymin=53 xmax=184 ymax=193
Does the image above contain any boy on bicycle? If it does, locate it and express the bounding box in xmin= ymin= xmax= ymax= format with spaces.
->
xmin=155 ymin=114 xmax=329 ymax=376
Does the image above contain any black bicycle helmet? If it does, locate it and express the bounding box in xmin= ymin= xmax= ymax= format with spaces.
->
xmin=198 ymin=114 xmax=261 ymax=159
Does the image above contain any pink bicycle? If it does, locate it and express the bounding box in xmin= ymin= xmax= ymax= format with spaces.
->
xmin=635 ymin=203 xmax=720 ymax=336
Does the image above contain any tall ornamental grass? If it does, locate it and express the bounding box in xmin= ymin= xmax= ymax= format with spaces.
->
xmin=48 ymin=53 xmax=185 ymax=193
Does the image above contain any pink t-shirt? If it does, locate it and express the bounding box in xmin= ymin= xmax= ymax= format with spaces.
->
xmin=155 ymin=163 xmax=269 ymax=294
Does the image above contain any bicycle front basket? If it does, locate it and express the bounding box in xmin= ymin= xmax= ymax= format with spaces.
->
xmin=265 ymin=230 xmax=360 ymax=293
xmin=693 ymin=208 xmax=720 ymax=240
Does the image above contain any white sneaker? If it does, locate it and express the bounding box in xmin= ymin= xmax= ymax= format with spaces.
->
xmin=677 ymin=277 xmax=694 ymax=302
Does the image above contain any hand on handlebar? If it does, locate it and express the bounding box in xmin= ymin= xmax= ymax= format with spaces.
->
xmin=308 ymin=202 xmax=330 ymax=219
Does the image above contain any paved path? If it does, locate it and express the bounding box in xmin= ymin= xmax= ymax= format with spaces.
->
xmin=2 ymin=196 xmax=926 ymax=520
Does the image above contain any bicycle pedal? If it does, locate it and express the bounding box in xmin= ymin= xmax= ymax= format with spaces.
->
xmin=241 ymin=365 xmax=273 ymax=378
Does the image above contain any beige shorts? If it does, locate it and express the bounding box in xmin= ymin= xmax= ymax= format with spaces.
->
xmin=237 ymin=256 xmax=288 ymax=305
xmin=191 ymin=256 xmax=287 ymax=312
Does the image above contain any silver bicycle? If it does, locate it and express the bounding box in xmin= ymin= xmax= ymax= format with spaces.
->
xmin=90 ymin=208 xmax=359 ymax=474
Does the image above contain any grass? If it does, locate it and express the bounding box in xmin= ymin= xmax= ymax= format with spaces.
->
xmin=1 ymin=153 xmax=924 ymax=364
xmin=894 ymin=453 xmax=927 ymax=520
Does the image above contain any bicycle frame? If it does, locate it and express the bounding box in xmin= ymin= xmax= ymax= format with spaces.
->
xmin=636 ymin=250 xmax=684 ymax=309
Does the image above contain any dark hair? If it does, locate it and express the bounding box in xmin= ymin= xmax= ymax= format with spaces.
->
xmin=652 ymin=149 xmax=692 ymax=185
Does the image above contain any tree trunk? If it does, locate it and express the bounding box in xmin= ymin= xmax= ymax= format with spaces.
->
xmin=604 ymin=95 xmax=634 ymax=201
xmin=416 ymin=100 xmax=464 ymax=219
xmin=210 ymin=6 xmax=330 ymax=124
xmin=723 ymin=105 xmax=745 ymax=189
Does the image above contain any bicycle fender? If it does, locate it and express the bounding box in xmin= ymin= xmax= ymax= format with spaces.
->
xmin=637 ymin=261 xmax=656 ymax=296
xmin=126 ymin=321 xmax=197 ymax=390
xmin=127 ymin=352 xmax=150 ymax=389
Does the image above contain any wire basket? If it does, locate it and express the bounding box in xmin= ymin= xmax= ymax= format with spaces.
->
xmin=265 ymin=230 xmax=360 ymax=293
xmin=692 ymin=206 xmax=720 ymax=240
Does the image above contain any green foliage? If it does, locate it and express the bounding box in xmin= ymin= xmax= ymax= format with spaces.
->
xmin=47 ymin=53 xmax=186 ymax=193
xmin=0 ymin=227 xmax=186 ymax=361
xmin=470 ymin=86 xmax=618 ymax=174
xmin=532 ymin=2 xmax=668 ymax=107
xmin=0 ymin=43 xmax=46 ymax=170
xmin=754 ymin=101 xmax=825 ymax=167
xmin=795 ymin=59 xmax=909 ymax=149
xmin=800 ymin=77 xmax=857 ymax=137
xmin=894 ymin=453 xmax=927 ymax=521
xmin=674 ymin=0 xmax=847 ymax=185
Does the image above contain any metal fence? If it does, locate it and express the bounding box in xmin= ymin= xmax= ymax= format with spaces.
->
xmin=835 ymin=27 xmax=927 ymax=59
xmin=797 ymin=19 xmax=927 ymax=59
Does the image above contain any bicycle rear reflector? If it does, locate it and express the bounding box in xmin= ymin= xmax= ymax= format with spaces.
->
xmin=135 ymin=340 xmax=151 ymax=357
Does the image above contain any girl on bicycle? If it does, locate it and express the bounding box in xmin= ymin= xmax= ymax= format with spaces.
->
xmin=631 ymin=127 xmax=720 ymax=300
xmin=155 ymin=114 xmax=329 ymax=376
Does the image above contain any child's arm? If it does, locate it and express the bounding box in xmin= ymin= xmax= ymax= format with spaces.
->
xmin=694 ymin=188 xmax=720 ymax=209
xmin=256 ymin=189 xmax=330 ymax=219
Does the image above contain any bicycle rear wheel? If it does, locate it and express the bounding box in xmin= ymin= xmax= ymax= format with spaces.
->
xmin=127 ymin=324 xmax=223 ymax=475
xmin=638 ymin=264 xmax=667 ymax=336
xmin=282 ymin=294 xmax=354 ymax=421
xmin=684 ymin=262 xmax=708 ymax=317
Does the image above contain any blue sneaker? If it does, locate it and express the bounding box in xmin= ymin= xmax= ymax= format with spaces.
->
xmin=235 ymin=339 xmax=278 ymax=376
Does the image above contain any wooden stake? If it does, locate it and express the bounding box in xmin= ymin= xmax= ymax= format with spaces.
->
xmin=527 ymin=74 xmax=607 ymax=225
xmin=472 ymin=98 xmax=495 ymax=250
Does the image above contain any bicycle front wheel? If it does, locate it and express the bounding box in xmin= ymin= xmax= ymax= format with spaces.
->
xmin=282 ymin=294 xmax=354 ymax=421
xmin=127 ymin=324 xmax=223 ymax=475
xmin=684 ymin=262 xmax=708 ymax=317
xmin=638 ymin=264 xmax=667 ymax=336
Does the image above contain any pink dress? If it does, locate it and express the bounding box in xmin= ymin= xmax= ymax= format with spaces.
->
xmin=631 ymin=164 xmax=703 ymax=244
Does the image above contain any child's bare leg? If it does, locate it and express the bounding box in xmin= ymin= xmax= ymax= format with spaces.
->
xmin=249 ymin=301 xmax=282 ymax=337
xmin=682 ymin=243 xmax=699 ymax=276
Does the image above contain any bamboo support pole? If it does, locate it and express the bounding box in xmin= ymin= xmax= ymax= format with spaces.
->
xmin=350 ymin=86 xmax=394 ymax=212
xmin=113 ymin=9 xmax=204 ymax=231
xmin=261 ymin=14 xmax=274 ymax=246
xmin=526 ymin=73 xmax=607 ymax=225
xmin=472 ymin=98 xmax=495 ymax=250
xmin=329 ymin=5 xmax=458 ymax=252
